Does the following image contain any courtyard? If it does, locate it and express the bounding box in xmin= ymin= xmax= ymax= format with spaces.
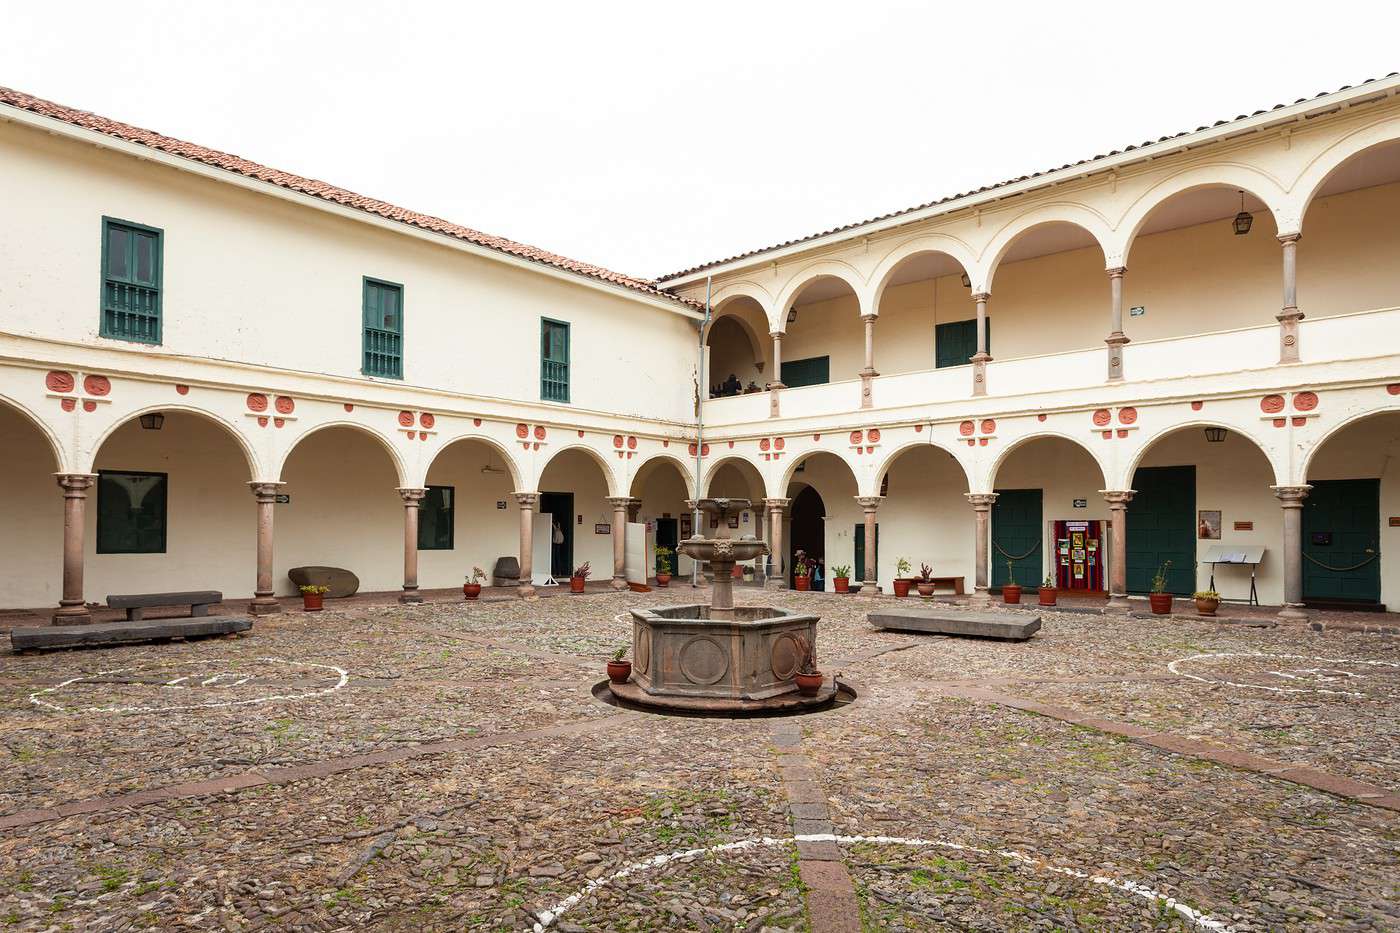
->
xmin=1 ymin=591 xmax=1396 ymax=931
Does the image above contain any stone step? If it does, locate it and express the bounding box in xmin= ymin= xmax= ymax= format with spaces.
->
xmin=10 ymin=617 xmax=253 ymax=652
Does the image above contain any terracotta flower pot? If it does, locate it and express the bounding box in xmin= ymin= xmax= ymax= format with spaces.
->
xmin=794 ymin=671 xmax=823 ymax=697
xmin=1194 ymin=597 xmax=1219 ymax=617
xmin=570 ymin=578 xmax=586 ymax=594
xmin=794 ymin=576 xmax=811 ymax=591
xmin=463 ymin=583 xmax=481 ymax=600
xmin=1149 ymin=593 xmax=1173 ymax=615
xmin=916 ymin=582 xmax=935 ymax=597
xmin=655 ymin=573 xmax=671 ymax=588
xmin=606 ymin=659 xmax=632 ymax=684
xmin=732 ymin=565 xmax=743 ymax=579
xmin=1039 ymin=587 xmax=1057 ymax=606
xmin=892 ymin=579 xmax=912 ymax=598
xmin=833 ymin=577 xmax=849 ymax=593
xmin=302 ymin=593 xmax=323 ymax=612
xmin=1002 ymin=584 xmax=1022 ymax=605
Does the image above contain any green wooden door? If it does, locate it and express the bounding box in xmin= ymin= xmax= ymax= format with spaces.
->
xmin=854 ymin=523 xmax=878 ymax=582
xmin=1126 ymin=465 xmax=1195 ymax=595
xmin=992 ymin=488 xmax=1042 ymax=588
xmin=1302 ymin=478 xmax=1380 ymax=603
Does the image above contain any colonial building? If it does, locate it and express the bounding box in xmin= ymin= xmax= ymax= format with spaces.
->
xmin=3 ymin=75 xmax=1399 ymax=622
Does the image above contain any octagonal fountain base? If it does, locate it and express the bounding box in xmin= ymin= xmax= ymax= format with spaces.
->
xmin=607 ymin=678 xmax=840 ymax=713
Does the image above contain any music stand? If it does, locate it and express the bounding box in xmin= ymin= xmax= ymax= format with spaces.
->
xmin=1202 ymin=544 xmax=1265 ymax=606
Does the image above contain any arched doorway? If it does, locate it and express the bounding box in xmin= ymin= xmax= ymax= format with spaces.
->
xmin=984 ymin=221 xmax=1108 ymax=360
xmin=421 ymin=437 xmax=521 ymax=590
xmin=704 ymin=457 xmax=768 ymax=581
xmin=789 ymin=485 xmax=825 ymax=589
xmin=873 ymin=250 xmax=975 ymax=374
xmin=0 ymin=401 xmax=62 ymax=610
xmin=538 ymin=448 xmax=614 ymax=581
xmin=706 ymin=298 xmax=770 ymax=398
xmin=874 ymin=444 xmax=971 ymax=591
xmin=781 ymin=275 xmax=861 ymax=387
xmin=783 ymin=451 xmax=858 ymax=591
xmin=630 ymin=456 xmax=694 ymax=580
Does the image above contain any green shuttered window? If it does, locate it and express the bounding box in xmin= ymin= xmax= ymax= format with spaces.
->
xmin=100 ymin=218 xmax=163 ymax=344
xmin=781 ymin=356 xmax=830 ymax=388
xmin=541 ymin=318 xmax=570 ymax=402
xmin=363 ymin=278 xmax=404 ymax=379
xmin=96 ymin=470 xmax=168 ymax=554
xmin=934 ymin=318 xmax=989 ymax=369
xmin=419 ymin=486 xmax=455 ymax=551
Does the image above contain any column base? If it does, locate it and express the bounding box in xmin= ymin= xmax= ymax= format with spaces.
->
xmin=51 ymin=606 xmax=92 ymax=626
xmin=398 ymin=592 xmax=424 ymax=604
xmin=860 ymin=580 xmax=879 ymax=596
xmin=968 ymin=590 xmax=991 ymax=609
xmin=610 ymin=576 xmax=627 ymax=590
xmin=249 ymin=597 xmax=280 ymax=616
xmin=1276 ymin=603 xmax=1311 ymax=624
xmin=1104 ymin=595 xmax=1133 ymax=615
xmin=517 ymin=583 xmax=536 ymax=599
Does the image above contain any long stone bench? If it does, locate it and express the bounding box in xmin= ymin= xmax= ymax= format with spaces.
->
xmin=869 ymin=607 xmax=1041 ymax=641
xmin=10 ymin=617 xmax=253 ymax=652
xmin=106 ymin=590 xmax=223 ymax=621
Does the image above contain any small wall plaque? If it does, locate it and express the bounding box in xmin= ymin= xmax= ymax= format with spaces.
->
xmin=1233 ymin=521 xmax=1254 ymax=531
xmin=275 ymin=494 xmax=290 ymax=504
xmin=594 ymin=523 xmax=611 ymax=535
xmin=1129 ymin=306 xmax=1146 ymax=317
xmin=1390 ymin=517 xmax=1400 ymax=527
xmin=1072 ymin=499 xmax=1087 ymax=509
xmin=496 ymin=500 xmax=507 ymax=510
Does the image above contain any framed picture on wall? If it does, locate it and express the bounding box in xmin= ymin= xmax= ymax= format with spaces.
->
xmin=1198 ymin=510 xmax=1222 ymax=540
xmin=594 ymin=523 xmax=611 ymax=535
xmin=727 ymin=515 xmax=740 ymax=529
xmin=681 ymin=514 xmax=692 ymax=536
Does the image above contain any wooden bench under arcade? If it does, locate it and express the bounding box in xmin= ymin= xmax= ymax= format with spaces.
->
xmin=106 ymin=590 xmax=224 ymax=621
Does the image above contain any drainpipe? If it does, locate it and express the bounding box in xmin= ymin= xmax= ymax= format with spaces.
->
xmin=692 ymin=275 xmax=712 ymax=587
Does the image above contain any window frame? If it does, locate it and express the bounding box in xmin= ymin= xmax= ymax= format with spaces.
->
xmin=361 ymin=275 xmax=405 ymax=380
xmin=95 ymin=469 xmax=169 ymax=555
xmin=99 ymin=216 xmax=164 ymax=345
xmin=780 ymin=355 xmax=831 ymax=388
xmin=418 ymin=485 xmax=455 ymax=551
xmin=540 ymin=317 xmax=571 ymax=403
xmin=934 ymin=317 xmax=990 ymax=369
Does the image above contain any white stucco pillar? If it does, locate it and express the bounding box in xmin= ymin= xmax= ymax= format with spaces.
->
xmin=970 ymin=293 xmax=991 ymax=397
xmin=763 ymin=497 xmax=790 ymax=589
xmin=606 ymin=496 xmax=636 ymax=589
xmin=768 ymin=331 xmax=784 ymax=418
xmin=859 ymin=314 xmax=878 ymax=409
xmin=398 ymin=487 xmax=426 ymax=604
xmin=514 ymin=491 xmax=538 ymax=598
xmin=249 ymin=481 xmax=283 ymax=616
xmin=1278 ymin=234 xmax=1303 ymax=363
xmin=53 ymin=473 xmax=96 ymax=625
xmin=856 ymin=495 xmax=883 ymax=592
xmin=965 ymin=492 xmax=998 ymax=606
xmin=1106 ymin=267 xmax=1129 ymax=381
xmin=1273 ymin=485 xmax=1311 ymax=622
xmin=1102 ymin=490 xmax=1135 ymax=613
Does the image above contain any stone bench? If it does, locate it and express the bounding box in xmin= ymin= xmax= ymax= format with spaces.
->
xmin=869 ymin=607 xmax=1041 ymax=641
xmin=11 ymin=617 xmax=253 ymax=652
xmin=106 ymin=590 xmax=223 ymax=621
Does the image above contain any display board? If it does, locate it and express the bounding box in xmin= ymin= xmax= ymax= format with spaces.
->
xmin=624 ymin=521 xmax=652 ymax=585
xmin=532 ymin=512 xmax=558 ymax=586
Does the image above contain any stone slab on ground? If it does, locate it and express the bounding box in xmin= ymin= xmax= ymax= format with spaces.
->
xmin=10 ymin=616 xmax=252 ymax=651
xmin=287 ymin=566 xmax=359 ymax=598
xmin=868 ymin=608 xmax=1041 ymax=640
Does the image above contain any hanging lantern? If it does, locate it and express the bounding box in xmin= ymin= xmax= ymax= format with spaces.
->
xmin=960 ymin=271 xmax=971 ymax=288
xmin=1204 ymin=426 xmax=1227 ymax=443
xmin=1232 ymin=190 xmax=1253 ymax=236
xmin=139 ymin=412 xmax=165 ymax=430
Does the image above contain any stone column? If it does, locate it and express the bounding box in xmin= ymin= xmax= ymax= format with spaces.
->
xmin=514 ymin=491 xmax=539 ymax=598
xmin=398 ymin=487 xmax=427 ymax=604
xmin=1273 ymin=485 xmax=1312 ymax=622
xmin=859 ymin=313 xmax=878 ymax=409
xmin=53 ymin=473 xmax=96 ymax=625
xmin=768 ymin=331 xmax=785 ymax=417
xmin=1277 ymin=234 xmax=1303 ymax=363
xmin=965 ymin=493 xmax=998 ymax=607
xmin=763 ymin=497 xmax=790 ymax=589
xmin=1102 ymin=490 xmax=1135 ymax=612
xmin=1105 ymin=266 xmax=1129 ymax=381
xmin=855 ymin=496 xmax=883 ymax=593
xmin=249 ymin=481 xmax=283 ymax=616
xmin=970 ymin=293 xmax=991 ymax=396
xmin=606 ymin=496 xmax=636 ymax=589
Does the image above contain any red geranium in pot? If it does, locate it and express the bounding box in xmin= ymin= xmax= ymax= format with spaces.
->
xmin=792 ymin=557 xmax=811 ymax=591
xmin=570 ymin=561 xmax=591 ymax=594
xmin=464 ymin=566 xmax=486 ymax=600
xmin=299 ymin=584 xmax=328 ymax=611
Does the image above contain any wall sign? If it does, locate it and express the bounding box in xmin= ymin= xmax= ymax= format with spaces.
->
xmin=275 ymin=494 xmax=291 ymax=504
xmin=594 ymin=523 xmax=611 ymax=535
xmin=1234 ymin=521 xmax=1254 ymax=531
xmin=496 ymin=500 xmax=507 ymax=510
xmin=1072 ymin=499 xmax=1087 ymax=509
xmin=1129 ymin=306 xmax=1146 ymax=317
xmin=1390 ymin=517 xmax=1400 ymax=527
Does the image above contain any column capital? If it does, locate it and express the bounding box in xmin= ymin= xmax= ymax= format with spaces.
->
xmin=55 ymin=473 xmax=97 ymax=495
xmin=513 ymin=491 xmax=540 ymax=508
xmin=1106 ymin=265 xmax=1127 ymax=278
xmin=855 ymin=495 xmax=884 ymax=511
xmin=1271 ymin=484 xmax=1312 ymax=504
xmin=606 ymin=496 xmax=640 ymax=509
xmin=1101 ymin=489 xmax=1135 ymax=507
xmin=248 ymin=481 xmax=285 ymax=503
xmin=970 ymin=292 xmax=990 ymax=303
xmin=762 ymin=497 xmax=791 ymax=512
xmin=965 ymin=492 xmax=998 ymax=509
xmin=860 ymin=313 xmax=878 ymax=324
xmin=769 ymin=330 xmax=785 ymax=341
xmin=1105 ymin=332 xmax=1131 ymax=347
xmin=1277 ymin=232 xmax=1302 ymax=246
xmin=398 ymin=487 xmax=428 ymax=505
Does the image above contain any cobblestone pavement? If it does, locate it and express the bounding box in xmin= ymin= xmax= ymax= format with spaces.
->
xmin=1 ymin=590 xmax=1397 ymax=930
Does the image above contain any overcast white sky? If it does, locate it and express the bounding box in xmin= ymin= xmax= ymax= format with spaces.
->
xmin=3 ymin=2 xmax=1397 ymax=279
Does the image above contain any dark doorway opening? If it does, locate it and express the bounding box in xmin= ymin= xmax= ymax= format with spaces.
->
xmin=789 ymin=485 xmax=826 ymax=590
xmin=654 ymin=517 xmax=678 ymax=577
xmin=539 ymin=491 xmax=574 ymax=579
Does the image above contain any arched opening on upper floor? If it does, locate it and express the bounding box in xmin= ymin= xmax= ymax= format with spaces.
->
xmin=780 ymin=275 xmax=861 ymax=389
xmin=538 ymin=447 xmax=616 ymax=582
xmin=706 ymin=297 xmax=770 ymax=399
xmin=421 ymin=436 xmax=522 ymax=591
xmin=0 ymin=398 xmax=64 ymax=610
xmin=1297 ymin=138 xmax=1400 ymax=320
xmin=871 ymin=442 xmax=971 ymax=592
xmin=783 ymin=451 xmax=858 ymax=591
xmin=981 ymin=220 xmax=1109 ymax=361
xmin=629 ymin=455 xmax=695 ymax=579
xmin=871 ymin=250 xmax=975 ymax=375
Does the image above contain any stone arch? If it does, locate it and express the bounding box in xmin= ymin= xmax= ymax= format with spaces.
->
xmin=1115 ymin=166 xmax=1289 ymax=266
xmin=628 ymin=452 xmax=696 ymax=499
xmin=710 ymin=280 xmax=775 ymax=320
xmin=0 ymin=391 xmax=67 ymax=473
xmin=537 ymin=443 xmax=621 ymax=497
xmin=276 ymin=420 xmax=406 ymax=487
xmin=872 ymin=438 xmax=973 ymax=497
xmin=87 ymin=403 xmax=259 ymax=480
xmin=701 ymin=455 xmax=766 ymax=500
xmin=980 ymin=203 xmax=1113 ymax=292
xmin=705 ymin=296 xmax=771 ymax=392
xmin=986 ymin=431 xmax=1108 ymax=494
xmin=779 ymin=448 xmax=859 ymax=499
xmin=1119 ymin=419 xmax=1283 ymax=490
xmin=1300 ymin=402 xmax=1400 ymax=483
xmin=1292 ymin=114 xmax=1400 ymax=231
xmin=771 ymin=261 xmax=865 ymax=333
xmin=867 ymin=236 xmax=978 ymax=314
xmin=422 ymin=432 xmax=524 ymax=490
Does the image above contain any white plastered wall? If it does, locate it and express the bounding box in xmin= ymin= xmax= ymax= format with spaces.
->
xmin=538 ymin=449 xmax=614 ymax=579
xmin=630 ymin=459 xmax=695 ymax=576
xmin=784 ymin=453 xmax=858 ymax=587
xmin=0 ymin=404 xmax=63 ymax=608
xmin=421 ymin=440 xmax=520 ymax=589
xmin=876 ymin=445 xmax=972 ymax=588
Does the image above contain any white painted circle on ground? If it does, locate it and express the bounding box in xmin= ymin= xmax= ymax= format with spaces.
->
xmin=1167 ymin=652 xmax=1400 ymax=699
xmin=531 ymin=833 xmax=1237 ymax=932
xmin=29 ymin=656 xmax=349 ymax=714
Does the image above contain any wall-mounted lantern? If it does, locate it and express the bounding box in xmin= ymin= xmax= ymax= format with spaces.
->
xmin=1204 ymin=426 xmax=1228 ymax=443
xmin=1232 ymin=190 xmax=1253 ymax=236
xmin=139 ymin=412 xmax=165 ymax=430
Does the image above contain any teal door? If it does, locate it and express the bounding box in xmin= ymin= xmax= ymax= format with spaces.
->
xmin=992 ymin=489 xmax=1042 ymax=589
xmin=1302 ymin=478 xmax=1380 ymax=603
xmin=1127 ymin=466 xmax=1195 ymax=595
xmin=854 ymin=523 xmax=879 ymax=582
xmin=781 ymin=356 xmax=830 ymax=388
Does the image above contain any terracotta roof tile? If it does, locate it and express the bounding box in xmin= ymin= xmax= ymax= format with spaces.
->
xmin=0 ymin=85 xmax=698 ymax=310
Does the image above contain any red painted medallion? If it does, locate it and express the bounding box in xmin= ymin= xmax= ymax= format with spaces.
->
xmin=1260 ymin=395 xmax=1285 ymax=414
xmin=1118 ymin=407 xmax=1137 ymax=425
xmin=959 ymin=421 xmax=975 ymax=436
xmin=1092 ymin=409 xmax=1111 ymax=426
xmin=46 ymin=371 xmax=74 ymax=393
xmin=1292 ymin=391 xmax=1318 ymax=411
xmin=419 ymin=412 xmax=435 ymax=428
xmin=82 ymin=375 xmax=111 ymax=397
xmin=275 ymin=396 xmax=295 ymax=414
xmin=247 ymin=393 xmax=269 ymax=412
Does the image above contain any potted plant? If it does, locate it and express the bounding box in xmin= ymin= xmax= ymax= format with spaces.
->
xmin=792 ymin=635 xmax=823 ymax=697
xmin=464 ymin=566 xmax=486 ymax=600
xmin=742 ymin=564 xmax=755 ymax=583
xmin=570 ymin=561 xmax=591 ymax=594
xmin=1149 ymin=561 xmax=1173 ymax=614
xmin=916 ymin=563 xmax=936 ymax=598
xmin=892 ymin=558 xmax=913 ymax=598
xmin=654 ymin=546 xmax=673 ymax=587
xmin=607 ymin=646 xmax=632 ymax=684
xmin=1039 ymin=573 xmax=1057 ymax=607
xmin=792 ymin=557 xmax=812 ymax=591
xmin=831 ymin=564 xmax=851 ymax=594
xmin=1193 ymin=589 xmax=1220 ymax=617
xmin=299 ymin=584 xmax=329 ymax=612
xmin=1002 ymin=560 xmax=1022 ymax=605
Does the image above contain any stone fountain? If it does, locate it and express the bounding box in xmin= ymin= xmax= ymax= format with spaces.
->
xmin=611 ymin=498 xmax=839 ymax=714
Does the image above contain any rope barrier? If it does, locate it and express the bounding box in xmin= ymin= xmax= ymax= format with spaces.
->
xmin=1302 ymin=551 xmax=1379 ymax=573
xmin=993 ymin=540 xmax=1041 ymax=562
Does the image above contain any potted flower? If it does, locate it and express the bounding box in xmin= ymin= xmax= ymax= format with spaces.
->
xmin=742 ymin=564 xmax=755 ymax=583
xmin=831 ymin=564 xmax=851 ymax=594
xmin=464 ymin=566 xmax=486 ymax=600
xmin=916 ymin=563 xmax=936 ymax=598
xmin=1039 ymin=573 xmax=1057 ymax=607
xmin=892 ymin=558 xmax=913 ymax=598
xmin=570 ymin=561 xmax=591 ymax=594
xmin=792 ymin=635 xmax=823 ymax=697
xmin=792 ymin=557 xmax=812 ymax=591
xmin=607 ymin=646 xmax=632 ymax=684
xmin=654 ymin=546 xmax=673 ymax=587
xmin=299 ymin=584 xmax=329 ymax=612
xmin=1193 ymin=589 xmax=1220 ymax=617
xmin=1149 ymin=561 xmax=1173 ymax=614
xmin=1002 ymin=561 xmax=1022 ymax=605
